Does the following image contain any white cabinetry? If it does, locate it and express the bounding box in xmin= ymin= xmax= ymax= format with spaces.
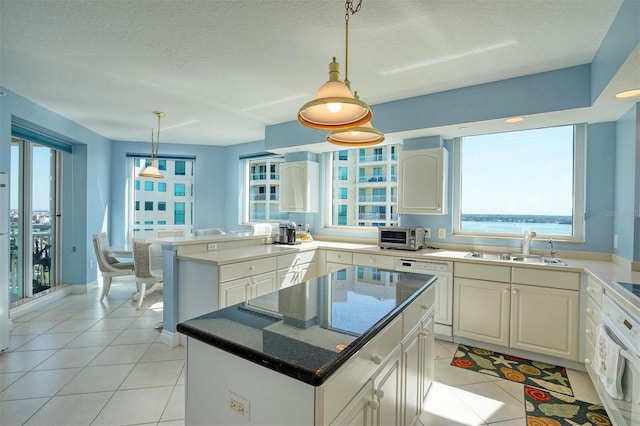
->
xmin=398 ymin=147 xmax=448 ymax=215
xmin=453 ymin=262 xmax=580 ymax=361
xmin=277 ymin=250 xmax=318 ymax=289
xmin=353 ymin=253 xmax=395 ymax=270
xmin=219 ymin=271 xmax=278 ymax=308
xmin=584 ymin=275 xmax=604 ymax=386
xmin=279 ymin=161 xmax=319 ymax=212
xmin=325 ymin=250 xmax=353 ymax=274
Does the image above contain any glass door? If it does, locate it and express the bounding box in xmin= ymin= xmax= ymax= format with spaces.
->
xmin=10 ymin=138 xmax=60 ymax=303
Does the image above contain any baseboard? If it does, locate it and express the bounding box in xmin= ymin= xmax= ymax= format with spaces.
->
xmin=159 ymin=329 xmax=181 ymax=347
xmin=10 ymin=286 xmax=73 ymax=320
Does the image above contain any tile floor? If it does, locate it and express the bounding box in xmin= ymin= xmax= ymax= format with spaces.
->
xmin=1 ymin=277 xmax=602 ymax=426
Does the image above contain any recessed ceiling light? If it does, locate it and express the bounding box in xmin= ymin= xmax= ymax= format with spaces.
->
xmin=615 ymin=89 xmax=640 ymax=99
xmin=505 ymin=117 xmax=525 ymax=124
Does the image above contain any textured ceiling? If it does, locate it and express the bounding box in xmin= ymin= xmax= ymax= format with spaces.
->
xmin=0 ymin=0 xmax=631 ymax=146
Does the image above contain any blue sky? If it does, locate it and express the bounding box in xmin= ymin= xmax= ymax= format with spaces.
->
xmin=10 ymin=145 xmax=51 ymax=212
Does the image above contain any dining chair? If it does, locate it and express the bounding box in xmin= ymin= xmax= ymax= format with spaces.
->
xmin=132 ymin=241 xmax=163 ymax=309
xmin=92 ymin=232 xmax=135 ymax=301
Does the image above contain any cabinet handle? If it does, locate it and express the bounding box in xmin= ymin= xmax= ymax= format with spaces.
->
xmin=419 ymin=331 xmax=429 ymax=337
xmin=512 ymin=290 xmax=517 ymax=295
xmin=585 ymin=358 xmax=591 ymax=364
xmin=586 ymin=328 xmax=592 ymax=335
xmin=503 ymin=289 xmax=508 ymax=294
xmin=374 ymin=389 xmax=385 ymax=399
xmin=586 ymin=308 xmax=592 ymax=314
xmin=587 ymin=287 xmax=594 ymax=294
xmin=420 ymin=304 xmax=429 ymax=310
xmin=371 ymin=354 xmax=383 ymax=365
xmin=368 ymin=399 xmax=380 ymax=409
xmin=249 ymin=266 xmax=255 ymax=271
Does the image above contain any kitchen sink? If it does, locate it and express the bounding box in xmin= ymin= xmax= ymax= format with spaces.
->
xmin=465 ymin=251 xmax=566 ymax=266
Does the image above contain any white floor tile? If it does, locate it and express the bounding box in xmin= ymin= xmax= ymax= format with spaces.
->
xmin=456 ymin=381 xmax=525 ymax=423
xmin=64 ymin=329 xmax=123 ymax=348
xmin=106 ymin=305 xmax=146 ymax=319
xmin=0 ymin=397 xmax=49 ymax=426
xmin=434 ymin=358 xmax=495 ymax=387
xmin=0 ymin=350 xmax=57 ymax=373
xmin=9 ymin=320 xmax=60 ymax=336
xmin=27 ymin=309 xmax=79 ymax=322
xmin=0 ymin=368 xmax=80 ymax=400
xmin=111 ymin=328 xmax=160 ymax=345
xmin=421 ymin=382 xmax=486 ymax=426
xmin=0 ymin=372 xmax=25 ymax=392
xmin=18 ymin=332 xmax=82 ymax=350
xmin=566 ymin=367 xmax=601 ymax=405
xmin=120 ymin=360 xmax=185 ymax=389
xmin=5 ymin=333 xmax=38 ymax=351
xmin=46 ymin=318 xmax=100 ymax=333
xmin=486 ymin=418 xmax=526 ymax=425
xmin=34 ymin=346 xmax=103 ymax=370
xmin=24 ymin=391 xmax=113 ymax=426
xmin=140 ymin=342 xmax=186 ymax=363
xmin=159 ymin=420 xmax=185 ymax=426
xmin=59 ymin=363 xmax=135 ymax=394
xmin=127 ymin=314 xmax=164 ymax=329
xmin=88 ymin=317 xmax=137 ymax=331
xmin=69 ymin=309 xmax=111 ymax=320
xmin=89 ymin=343 xmax=151 ymax=366
xmin=161 ymin=385 xmax=185 ymax=421
xmin=91 ymin=386 xmax=174 ymax=426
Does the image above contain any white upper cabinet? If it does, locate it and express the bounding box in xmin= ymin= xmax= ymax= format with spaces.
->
xmin=398 ymin=147 xmax=448 ymax=215
xmin=279 ymin=161 xmax=319 ymax=212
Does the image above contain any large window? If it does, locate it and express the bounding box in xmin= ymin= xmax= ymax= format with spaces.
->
xmin=244 ymin=156 xmax=288 ymax=223
xmin=329 ymin=145 xmax=400 ymax=228
xmin=130 ymin=157 xmax=195 ymax=239
xmin=454 ymin=125 xmax=585 ymax=240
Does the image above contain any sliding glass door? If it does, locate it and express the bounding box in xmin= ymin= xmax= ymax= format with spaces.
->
xmin=10 ymin=138 xmax=61 ymax=303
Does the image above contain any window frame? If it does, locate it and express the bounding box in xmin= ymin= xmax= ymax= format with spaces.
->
xmin=241 ymin=155 xmax=287 ymax=225
xmin=452 ymin=124 xmax=586 ymax=242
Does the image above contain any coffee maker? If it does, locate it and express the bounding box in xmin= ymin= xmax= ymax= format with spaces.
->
xmin=277 ymin=222 xmax=298 ymax=244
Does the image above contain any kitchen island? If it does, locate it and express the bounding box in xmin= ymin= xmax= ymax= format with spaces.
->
xmin=177 ymin=266 xmax=437 ymax=425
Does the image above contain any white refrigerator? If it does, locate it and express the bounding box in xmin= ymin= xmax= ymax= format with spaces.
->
xmin=0 ymin=172 xmax=9 ymax=351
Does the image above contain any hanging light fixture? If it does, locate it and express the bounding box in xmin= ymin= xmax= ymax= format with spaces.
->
xmin=326 ymin=91 xmax=385 ymax=146
xmin=139 ymin=111 xmax=165 ymax=179
xmin=297 ymin=0 xmax=374 ymax=131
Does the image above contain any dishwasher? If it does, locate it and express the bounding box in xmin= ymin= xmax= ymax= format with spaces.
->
xmin=396 ymin=257 xmax=453 ymax=338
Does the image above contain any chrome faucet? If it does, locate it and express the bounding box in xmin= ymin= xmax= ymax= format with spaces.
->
xmin=522 ymin=230 xmax=536 ymax=255
xmin=548 ymin=239 xmax=557 ymax=258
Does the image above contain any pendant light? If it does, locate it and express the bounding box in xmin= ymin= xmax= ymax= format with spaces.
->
xmin=327 ymin=91 xmax=385 ymax=146
xmin=139 ymin=111 xmax=165 ymax=179
xmin=297 ymin=0 xmax=373 ymax=131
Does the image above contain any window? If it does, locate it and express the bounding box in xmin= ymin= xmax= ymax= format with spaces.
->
xmin=158 ymin=201 xmax=166 ymax=211
xmin=135 ymin=180 xmax=140 ymax=190
xmin=158 ymin=220 xmax=166 ymax=225
xmin=338 ymin=150 xmax=348 ymax=160
xmin=144 ymin=220 xmax=153 ymax=224
xmin=158 ymin=182 xmax=166 ymax=192
xmin=330 ymin=145 xmax=400 ymax=227
xmin=174 ymin=202 xmax=186 ymax=224
xmin=454 ymin=125 xmax=585 ymax=240
xmin=144 ymin=181 xmax=154 ymax=191
xmin=145 ymin=201 xmax=153 ymax=211
xmin=174 ymin=183 xmax=186 ymax=196
xmin=244 ymin=156 xmax=287 ymax=223
xmin=158 ymin=159 xmax=166 ymax=171
xmin=175 ymin=160 xmax=186 ymax=175
xmin=135 ymin=201 xmax=140 ymax=210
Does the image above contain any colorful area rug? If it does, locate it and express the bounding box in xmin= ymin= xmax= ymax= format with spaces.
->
xmin=451 ymin=344 xmax=574 ymax=396
xmin=524 ymin=385 xmax=612 ymax=426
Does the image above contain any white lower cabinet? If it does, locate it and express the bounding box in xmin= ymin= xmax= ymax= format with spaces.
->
xmin=278 ymin=261 xmax=317 ymax=289
xmin=454 ymin=277 xmax=511 ymax=346
xmin=453 ymin=263 xmax=580 ymax=361
xmin=219 ymin=271 xmax=278 ymax=308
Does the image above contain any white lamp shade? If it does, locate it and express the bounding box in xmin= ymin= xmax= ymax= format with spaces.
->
xmin=327 ymin=121 xmax=385 ymax=146
xmin=139 ymin=164 xmax=163 ymax=178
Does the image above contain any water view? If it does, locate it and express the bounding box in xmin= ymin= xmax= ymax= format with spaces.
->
xmin=461 ymin=214 xmax=573 ymax=236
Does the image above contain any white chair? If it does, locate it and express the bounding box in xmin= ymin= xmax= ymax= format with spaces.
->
xmin=93 ymin=232 xmax=135 ymax=301
xmin=156 ymin=230 xmax=185 ymax=237
xmin=132 ymin=241 xmax=163 ymax=309
xmin=194 ymin=228 xmax=225 ymax=236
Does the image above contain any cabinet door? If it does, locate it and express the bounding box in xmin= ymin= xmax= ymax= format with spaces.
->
xmin=219 ymin=277 xmax=250 ymax=308
xmin=329 ymin=380 xmax=375 ymax=426
xmin=420 ymin=317 xmax=435 ymax=408
xmin=398 ymin=147 xmax=447 ymax=214
xmin=402 ymin=325 xmax=421 ymax=426
xmin=373 ymin=348 xmax=402 ymax=426
xmin=453 ymin=278 xmax=510 ymax=346
xmin=327 ymin=262 xmax=350 ymax=274
xmin=249 ymin=271 xmax=278 ymax=299
xmin=434 ymin=274 xmax=452 ymax=326
xmin=279 ymin=161 xmax=319 ymax=213
xmin=510 ymin=284 xmax=579 ymax=361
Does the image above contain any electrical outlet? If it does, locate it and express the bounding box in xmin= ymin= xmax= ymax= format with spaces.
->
xmin=424 ymin=228 xmax=431 ymax=239
xmin=227 ymin=392 xmax=250 ymax=420
xmin=438 ymin=228 xmax=446 ymax=239
xmin=89 ymin=259 xmax=93 ymax=269
xmin=613 ymin=234 xmax=618 ymax=249
xmin=207 ymin=243 xmax=218 ymax=251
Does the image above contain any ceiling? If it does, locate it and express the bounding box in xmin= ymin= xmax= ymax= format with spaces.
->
xmin=0 ymin=0 xmax=635 ymax=147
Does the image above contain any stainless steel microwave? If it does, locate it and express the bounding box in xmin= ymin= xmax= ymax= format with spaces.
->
xmin=378 ymin=227 xmax=425 ymax=251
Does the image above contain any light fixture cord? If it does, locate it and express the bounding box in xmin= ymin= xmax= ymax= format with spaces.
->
xmin=344 ymin=0 xmax=362 ymax=85
xmin=151 ymin=112 xmax=162 ymax=160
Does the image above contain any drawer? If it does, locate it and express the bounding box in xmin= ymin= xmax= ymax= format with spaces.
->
xmin=219 ymin=256 xmax=277 ymax=282
xmin=325 ymin=250 xmax=353 ymax=265
xmin=585 ymin=313 xmax=598 ymax=344
xmin=352 ymin=252 xmax=395 ymax=270
xmin=511 ymin=268 xmax=580 ymax=291
xmin=586 ymin=275 xmax=604 ymax=306
xmin=403 ymin=285 xmax=436 ymax=336
xmin=277 ymin=250 xmax=317 ymax=269
xmin=455 ymin=262 xmax=510 ymax=282
xmin=321 ymin=315 xmax=402 ymax=422
xmin=586 ymin=295 xmax=601 ymax=324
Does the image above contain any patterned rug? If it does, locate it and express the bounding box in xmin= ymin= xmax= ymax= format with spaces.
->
xmin=451 ymin=344 xmax=574 ymax=396
xmin=524 ymin=385 xmax=612 ymax=426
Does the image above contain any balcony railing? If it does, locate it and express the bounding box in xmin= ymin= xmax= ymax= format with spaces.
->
xmin=358 ymin=195 xmax=387 ymax=202
xmin=359 ymin=154 xmax=386 ymax=162
xmin=358 ymin=213 xmax=387 ymax=220
xmin=250 ymin=173 xmax=267 ymax=180
xmin=358 ymin=175 xmax=386 ymax=183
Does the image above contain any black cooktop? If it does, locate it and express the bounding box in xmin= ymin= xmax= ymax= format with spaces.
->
xmin=616 ymin=281 xmax=640 ymax=299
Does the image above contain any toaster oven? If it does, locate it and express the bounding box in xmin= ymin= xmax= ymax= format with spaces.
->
xmin=378 ymin=227 xmax=425 ymax=251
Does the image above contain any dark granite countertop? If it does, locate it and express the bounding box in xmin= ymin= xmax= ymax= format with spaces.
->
xmin=177 ymin=266 xmax=436 ymax=386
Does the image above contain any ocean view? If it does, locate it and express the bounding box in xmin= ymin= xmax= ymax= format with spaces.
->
xmin=460 ymin=215 xmax=573 ymax=236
